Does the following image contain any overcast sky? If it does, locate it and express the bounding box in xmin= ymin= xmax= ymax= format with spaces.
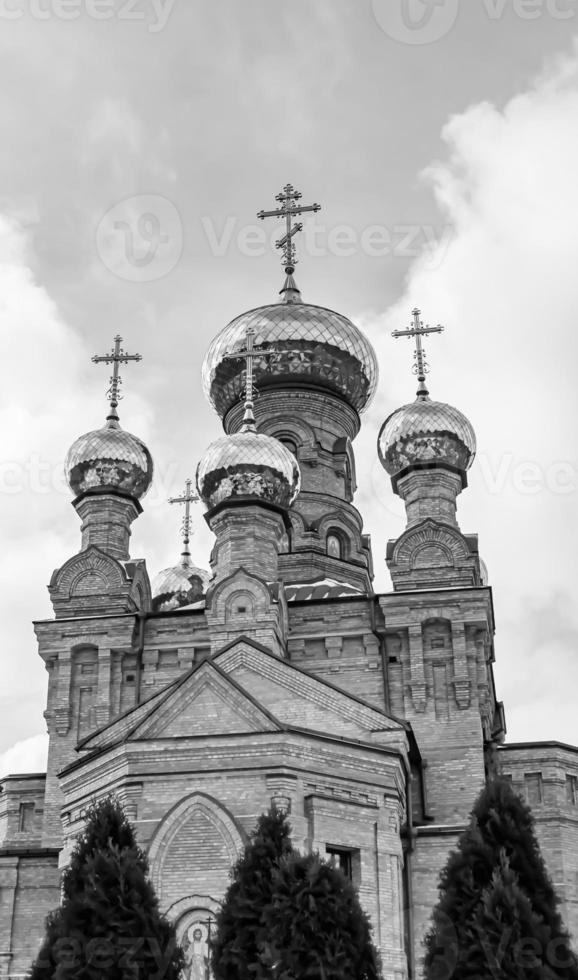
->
xmin=1 ymin=1 xmax=578 ymax=776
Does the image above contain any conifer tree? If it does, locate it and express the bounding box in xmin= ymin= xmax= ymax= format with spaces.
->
xmin=29 ymin=796 xmax=184 ymax=980
xmin=262 ymin=851 xmax=382 ymax=980
xmin=423 ymin=777 xmax=578 ymax=980
xmin=211 ymin=806 xmax=294 ymax=980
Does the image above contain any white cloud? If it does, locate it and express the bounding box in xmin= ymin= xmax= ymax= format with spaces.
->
xmin=0 ymin=214 xmax=156 ymax=758
xmin=358 ymin=42 xmax=578 ymax=744
xmin=0 ymin=734 xmax=48 ymax=779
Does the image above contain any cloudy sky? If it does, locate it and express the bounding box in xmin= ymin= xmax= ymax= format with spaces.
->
xmin=1 ymin=1 xmax=578 ymax=776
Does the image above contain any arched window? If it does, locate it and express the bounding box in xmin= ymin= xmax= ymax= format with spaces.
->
xmin=326 ymin=533 xmax=343 ymax=560
xmin=280 ymin=438 xmax=297 ymax=455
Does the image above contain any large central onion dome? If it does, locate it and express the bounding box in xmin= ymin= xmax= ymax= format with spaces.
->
xmin=65 ymin=418 xmax=153 ymax=500
xmin=378 ymin=395 xmax=476 ymax=486
xmin=196 ymin=428 xmax=300 ymax=511
xmin=202 ymin=299 xmax=378 ymax=419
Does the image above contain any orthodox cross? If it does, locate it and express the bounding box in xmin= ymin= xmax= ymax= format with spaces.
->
xmin=224 ymin=325 xmax=262 ymax=429
xmin=392 ymin=308 xmax=444 ymax=397
xmin=257 ymin=183 xmax=321 ymax=272
xmin=92 ymin=334 xmax=142 ymax=421
xmin=168 ymin=478 xmax=199 ymax=564
xmin=200 ymin=915 xmax=214 ymax=979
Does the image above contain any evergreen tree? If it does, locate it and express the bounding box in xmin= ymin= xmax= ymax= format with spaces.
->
xmin=29 ymin=796 xmax=184 ymax=980
xmin=211 ymin=806 xmax=294 ymax=980
xmin=423 ymin=777 xmax=578 ymax=980
xmin=262 ymin=851 xmax=382 ymax=980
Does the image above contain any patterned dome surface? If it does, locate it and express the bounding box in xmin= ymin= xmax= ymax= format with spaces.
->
xmin=202 ymin=302 xmax=378 ymax=417
xmin=196 ymin=430 xmax=300 ymax=510
xmin=65 ymin=419 xmax=153 ymax=499
xmin=378 ymin=397 xmax=476 ymax=477
xmin=151 ymin=561 xmax=210 ymax=611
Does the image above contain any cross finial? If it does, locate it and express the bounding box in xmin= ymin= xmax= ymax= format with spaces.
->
xmin=257 ymin=183 xmax=321 ymax=302
xmin=392 ymin=308 xmax=445 ymax=399
xmin=168 ymin=478 xmax=200 ymax=566
xmin=224 ymin=326 xmax=260 ymax=431
xmin=91 ymin=335 xmax=142 ymax=422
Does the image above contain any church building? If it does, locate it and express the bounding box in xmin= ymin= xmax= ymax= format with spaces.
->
xmin=1 ymin=186 xmax=578 ymax=980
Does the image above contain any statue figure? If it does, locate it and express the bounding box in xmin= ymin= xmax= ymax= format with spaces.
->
xmin=182 ymin=923 xmax=210 ymax=980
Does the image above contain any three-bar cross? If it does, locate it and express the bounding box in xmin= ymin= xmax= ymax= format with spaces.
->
xmin=168 ymin=478 xmax=199 ymax=565
xmin=223 ymin=325 xmax=261 ymax=429
xmin=392 ymin=308 xmax=444 ymax=397
xmin=92 ymin=335 xmax=142 ymax=421
xmin=257 ymin=183 xmax=321 ymax=272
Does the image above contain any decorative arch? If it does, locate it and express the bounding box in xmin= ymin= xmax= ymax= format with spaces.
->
xmin=166 ymin=893 xmax=222 ymax=928
xmin=206 ymin=568 xmax=271 ymax=622
xmin=71 ymin=642 xmax=98 ymax=661
xmin=412 ymin=542 xmax=454 ymax=569
xmin=422 ymin=617 xmax=453 ymax=654
xmin=148 ymin=793 xmax=245 ymax=910
xmin=261 ymin=413 xmax=316 ymax=452
xmin=70 ymin=569 xmax=109 ymax=595
xmin=225 ymin=589 xmax=255 ymax=623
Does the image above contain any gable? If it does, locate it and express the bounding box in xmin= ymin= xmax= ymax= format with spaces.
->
xmin=135 ymin=669 xmax=280 ymax=739
xmin=78 ymin=659 xmax=281 ymax=752
xmin=214 ymin=639 xmax=404 ymax=738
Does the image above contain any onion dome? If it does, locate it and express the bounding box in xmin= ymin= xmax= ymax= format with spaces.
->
xmin=378 ymin=396 xmax=476 ymax=483
xmin=202 ymin=295 xmax=378 ymax=418
xmin=65 ymin=417 xmax=153 ymax=499
xmin=196 ymin=427 xmax=300 ymax=511
xmin=151 ymin=559 xmax=210 ymax=612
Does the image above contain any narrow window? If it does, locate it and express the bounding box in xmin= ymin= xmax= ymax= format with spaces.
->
xmin=566 ymin=774 xmax=578 ymax=806
xmin=525 ymin=772 xmax=543 ymax=806
xmin=18 ymin=802 xmax=35 ymax=833
xmin=280 ymin=438 xmax=297 ymax=455
xmin=326 ymin=846 xmax=353 ymax=879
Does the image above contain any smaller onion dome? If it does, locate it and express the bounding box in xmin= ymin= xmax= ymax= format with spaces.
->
xmin=196 ymin=426 xmax=300 ymax=511
xmin=378 ymin=396 xmax=476 ymax=483
xmin=151 ymin=559 xmax=210 ymax=612
xmin=65 ymin=417 xmax=153 ymax=500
